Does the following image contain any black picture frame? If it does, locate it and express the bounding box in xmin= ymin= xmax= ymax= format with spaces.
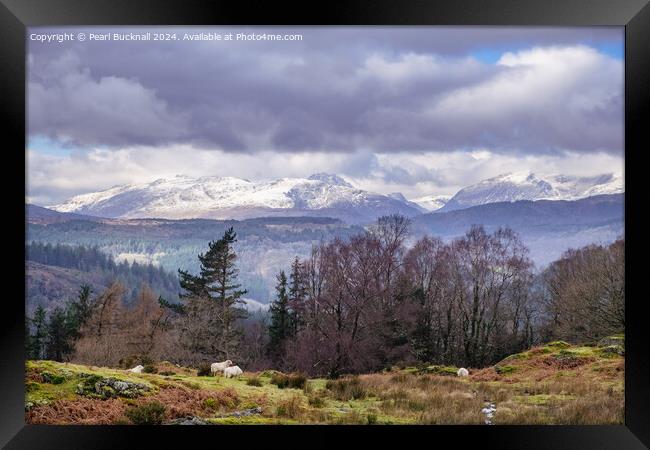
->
xmin=1 ymin=1 xmax=648 ymax=448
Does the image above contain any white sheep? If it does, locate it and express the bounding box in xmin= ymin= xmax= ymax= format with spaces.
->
xmin=127 ymin=365 xmax=144 ymax=373
xmin=223 ymin=365 xmax=243 ymax=378
xmin=210 ymin=360 xmax=233 ymax=375
xmin=457 ymin=367 xmax=469 ymax=377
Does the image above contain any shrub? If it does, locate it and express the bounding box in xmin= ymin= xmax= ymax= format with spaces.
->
xmin=270 ymin=373 xmax=307 ymax=389
xmin=276 ymin=395 xmax=303 ymax=418
xmin=143 ymin=364 xmax=157 ymax=374
xmin=196 ymin=364 xmax=212 ymax=377
xmin=41 ymin=371 xmax=66 ymax=385
xmin=159 ymin=371 xmax=175 ymax=376
xmin=259 ymin=370 xmax=283 ymax=378
xmin=325 ymin=377 xmax=367 ymax=401
xmin=421 ymin=365 xmax=458 ymax=376
xmin=125 ymin=401 xmax=166 ymax=425
xmin=367 ymin=413 xmax=378 ymax=425
xmin=246 ymin=377 xmax=263 ymax=387
xmin=308 ymin=395 xmax=325 ymax=407
xmin=203 ymin=398 xmax=218 ymax=410
xmin=546 ymin=341 xmax=571 ymax=349
xmin=495 ymin=365 xmax=517 ymax=375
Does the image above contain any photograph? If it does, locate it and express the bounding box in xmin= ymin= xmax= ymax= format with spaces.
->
xmin=24 ymin=25 xmax=626 ymax=426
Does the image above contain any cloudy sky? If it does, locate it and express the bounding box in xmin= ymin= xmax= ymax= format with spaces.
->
xmin=27 ymin=26 xmax=624 ymax=205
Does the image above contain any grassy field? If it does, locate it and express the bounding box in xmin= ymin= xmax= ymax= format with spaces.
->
xmin=25 ymin=337 xmax=624 ymax=425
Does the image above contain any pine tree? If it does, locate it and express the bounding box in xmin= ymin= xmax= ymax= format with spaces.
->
xmin=288 ymin=257 xmax=306 ymax=334
xmin=25 ymin=316 xmax=32 ymax=359
xmin=268 ymin=271 xmax=292 ymax=358
xmin=28 ymin=306 xmax=48 ymax=360
xmin=65 ymin=284 xmax=94 ymax=340
xmin=178 ymin=227 xmax=248 ymax=359
xmin=45 ymin=307 xmax=74 ymax=361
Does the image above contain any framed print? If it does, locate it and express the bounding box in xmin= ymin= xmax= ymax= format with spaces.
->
xmin=1 ymin=0 xmax=648 ymax=448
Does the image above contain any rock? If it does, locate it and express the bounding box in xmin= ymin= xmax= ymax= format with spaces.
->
xmin=167 ymin=416 xmax=209 ymax=425
xmin=600 ymin=345 xmax=625 ymax=356
xmin=598 ymin=336 xmax=624 ymax=349
xmin=76 ymin=373 xmax=150 ymax=399
xmin=225 ymin=407 xmax=263 ymax=417
xmin=113 ymin=381 xmax=130 ymax=391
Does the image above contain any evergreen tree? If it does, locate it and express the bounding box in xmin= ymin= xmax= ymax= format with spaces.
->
xmin=28 ymin=306 xmax=48 ymax=360
xmin=25 ymin=316 xmax=32 ymax=359
xmin=178 ymin=227 xmax=248 ymax=359
xmin=65 ymin=285 xmax=94 ymax=340
xmin=45 ymin=307 xmax=74 ymax=361
xmin=268 ymin=271 xmax=292 ymax=358
xmin=287 ymin=257 xmax=306 ymax=334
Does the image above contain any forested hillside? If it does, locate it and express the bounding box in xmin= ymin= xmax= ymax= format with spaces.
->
xmin=26 ymin=242 xmax=179 ymax=313
xmin=27 ymin=216 xmax=363 ymax=303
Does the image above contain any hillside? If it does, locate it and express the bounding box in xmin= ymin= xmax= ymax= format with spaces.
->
xmin=412 ymin=194 xmax=624 ymax=266
xmin=27 ymin=215 xmax=364 ymax=305
xmin=26 ymin=261 xmax=110 ymax=314
xmin=26 ymin=243 xmax=180 ymax=314
xmin=25 ymin=337 xmax=623 ymax=425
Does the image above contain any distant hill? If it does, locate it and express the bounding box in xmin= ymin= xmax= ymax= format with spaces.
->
xmin=26 ymin=260 xmax=110 ymax=314
xmin=26 ymin=242 xmax=180 ymax=315
xmin=26 ymin=213 xmax=365 ymax=305
xmin=412 ymin=194 xmax=624 ymax=266
xmin=26 ymin=204 xmax=104 ymax=225
xmin=26 ymin=194 xmax=624 ymax=305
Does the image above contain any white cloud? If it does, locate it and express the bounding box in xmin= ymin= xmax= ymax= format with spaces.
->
xmin=426 ymin=46 xmax=623 ymax=153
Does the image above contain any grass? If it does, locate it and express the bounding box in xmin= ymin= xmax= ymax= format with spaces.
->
xmin=24 ymin=337 xmax=624 ymax=425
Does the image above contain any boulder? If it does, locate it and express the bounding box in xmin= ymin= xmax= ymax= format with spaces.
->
xmin=75 ymin=373 xmax=150 ymax=399
xmin=167 ymin=416 xmax=209 ymax=425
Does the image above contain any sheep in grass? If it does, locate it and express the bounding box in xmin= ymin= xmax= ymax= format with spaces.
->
xmin=457 ymin=367 xmax=469 ymax=377
xmin=210 ymin=360 xmax=233 ymax=375
xmin=223 ymin=366 xmax=243 ymax=378
xmin=127 ymin=365 xmax=144 ymax=374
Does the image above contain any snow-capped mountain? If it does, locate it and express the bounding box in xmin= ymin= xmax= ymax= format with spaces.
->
xmin=49 ymin=174 xmax=422 ymax=224
xmin=411 ymin=195 xmax=451 ymax=212
xmin=439 ymin=172 xmax=623 ymax=212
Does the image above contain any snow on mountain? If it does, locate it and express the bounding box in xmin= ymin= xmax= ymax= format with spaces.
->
xmin=387 ymin=192 xmax=428 ymax=213
xmin=307 ymin=173 xmax=354 ymax=188
xmin=411 ymin=195 xmax=451 ymax=212
xmin=49 ymin=174 xmax=422 ymax=223
xmin=439 ymin=171 xmax=623 ymax=212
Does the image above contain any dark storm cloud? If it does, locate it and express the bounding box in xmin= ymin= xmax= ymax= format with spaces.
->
xmin=27 ymin=26 xmax=623 ymax=155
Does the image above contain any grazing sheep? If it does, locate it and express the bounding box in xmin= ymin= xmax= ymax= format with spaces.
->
xmin=457 ymin=367 xmax=469 ymax=377
xmin=223 ymin=366 xmax=243 ymax=378
xmin=210 ymin=360 xmax=233 ymax=375
xmin=127 ymin=365 xmax=144 ymax=374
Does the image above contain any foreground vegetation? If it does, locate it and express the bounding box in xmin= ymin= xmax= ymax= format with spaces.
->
xmin=26 ymin=337 xmax=623 ymax=425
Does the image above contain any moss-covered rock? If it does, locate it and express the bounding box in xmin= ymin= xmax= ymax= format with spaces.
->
xmin=598 ymin=345 xmax=624 ymax=357
xmin=41 ymin=371 xmax=66 ymax=385
xmin=75 ymin=373 xmax=151 ymax=399
xmin=598 ymin=335 xmax=624 ymax=349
